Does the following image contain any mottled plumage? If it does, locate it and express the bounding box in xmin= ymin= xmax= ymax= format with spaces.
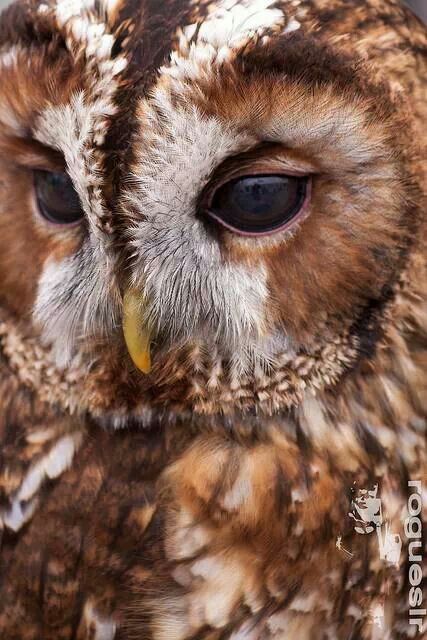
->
xmin=0 ymin=0 xmax=426 ymax=638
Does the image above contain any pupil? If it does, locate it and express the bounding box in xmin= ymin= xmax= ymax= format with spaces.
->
xmin=232 ymin=177 xmax=291 ymax=217
xmin=46 ymin=173 xmax=74 ymax=203
xmin=35 ymin=170 xmax=83 ymax=224
xmin=210 ymin=173 xmax=306 ymax=235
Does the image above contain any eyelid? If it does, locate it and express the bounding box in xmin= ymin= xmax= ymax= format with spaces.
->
xmin=205 ymin=167 xmax=311 ymax=210
xmin=200 ymin=147 xmax=317 ymax=211
xmin=0 ymin=136 xmax=65 ymax=172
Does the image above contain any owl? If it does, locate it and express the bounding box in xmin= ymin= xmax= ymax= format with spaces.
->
xmin=0 ymin=0 xmax=425 ymax=638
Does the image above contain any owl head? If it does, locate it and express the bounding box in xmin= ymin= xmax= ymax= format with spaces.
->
xmin=0 ymin=0 xmax=423 ymax=425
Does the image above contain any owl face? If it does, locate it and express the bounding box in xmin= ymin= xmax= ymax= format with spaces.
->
xmin=0 ymin=0 xmax=421 ymax=422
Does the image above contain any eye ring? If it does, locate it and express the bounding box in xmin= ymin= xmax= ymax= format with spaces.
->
xmin=204 ymin=173 xmax=311 ymax=237
xmin=34 ymin=170 xmax=84 ymax=226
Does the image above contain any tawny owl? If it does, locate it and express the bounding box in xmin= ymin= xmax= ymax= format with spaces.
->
xmin=0 ymin=0 xmax=425 ymax=638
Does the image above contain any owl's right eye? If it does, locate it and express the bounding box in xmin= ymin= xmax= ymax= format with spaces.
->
xmin=34 ymin=170 xmax=84 ymax=225
xmin=204 ymin=173 xmax=309 ymax=236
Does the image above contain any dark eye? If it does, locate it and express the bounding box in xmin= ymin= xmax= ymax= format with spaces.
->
xmin=207 ymin=174 xmax=309 ymax=236
xmin=34 ymin=170 xmax=84 ymax=225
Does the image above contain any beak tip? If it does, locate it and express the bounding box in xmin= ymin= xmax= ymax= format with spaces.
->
xmin=136 ymin=354 xmax=152 ymax=375
xmin=123 ymin=288 xmax=152 ymax=375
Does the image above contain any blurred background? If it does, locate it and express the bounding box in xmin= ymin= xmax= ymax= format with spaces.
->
xmin=407 ymin=0 xmax=427 ymax=21
xmin=410 ymin=0 xmax=427 ymax=21
xmin=0 ymin=0 xmax=426 ymax=20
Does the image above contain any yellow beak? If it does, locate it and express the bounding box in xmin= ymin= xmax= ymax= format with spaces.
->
xmin=122 ymin=288 xmax=152 ymax=374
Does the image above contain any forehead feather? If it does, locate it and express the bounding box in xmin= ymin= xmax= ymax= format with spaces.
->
xmin=161 ymin=0 xmax=303 ymax=83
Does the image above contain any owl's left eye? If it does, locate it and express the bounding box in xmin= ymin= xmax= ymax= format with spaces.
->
xmin=206 ymin=174 xmax=309 ymax=236
xmin=34 ymin=170 xmax=84 ymax=225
